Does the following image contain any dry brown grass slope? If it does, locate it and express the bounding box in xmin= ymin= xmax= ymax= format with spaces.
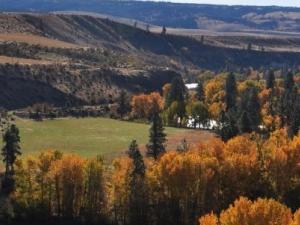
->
xmin=0 ymin=33 xmax=81 ymax=48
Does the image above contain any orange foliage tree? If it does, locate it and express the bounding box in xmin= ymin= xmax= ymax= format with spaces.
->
xmin=200 ymin=197 xmax=292 ymax=225
xmin=131 ymin=92 xmax=164 ymax=119
xmin=14 ymin=150 xmax=106 ymax=221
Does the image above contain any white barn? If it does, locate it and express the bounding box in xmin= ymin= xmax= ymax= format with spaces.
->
xmin=185 ymin=83 xmax=198 ymax=90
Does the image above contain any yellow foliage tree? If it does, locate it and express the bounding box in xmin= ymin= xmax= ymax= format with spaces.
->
xmin=200 ymin=197 xmax=292 ymax=225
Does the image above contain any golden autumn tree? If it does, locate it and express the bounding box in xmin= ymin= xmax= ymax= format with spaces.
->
xmin=13 ymin=151 xmax=107 ymax=222
xmin=263 ymin=130 xmax=300 ymax=201
xmin=199 ymin=213 xmax=219 ymax=225
xmin=204 ymin=76 xmax=225 ymax=119
xmin=259 ymin=87 xmax=283 ymax=132
xmin=131 ymin=92 xmax=164 ymax=119
xmin=48 ymin=154 xmax=86 ymax=218
xmin=148 ymin=151 xmax=218 ymax=225
xmin=36 ymin=150 xmax=62 ymax=210
xmin=131 ymin=94 xmax=149 ymax=119
xmin=218 ymin=136 xmax=263 ymax=207
xmin=291 ymin=209 xmax=300 ymax=225
xmin=110 ymin=157 xmax=132 ymax=225
xmin=200 ymin=197 xmax=292 ymax=225
xmin=83 ymin=156 xmax=106 ymax=223
xmin=13 ymin=150 xmax=62 ymax=218
xmin=14 ymin=156 xmax=40 ymax=217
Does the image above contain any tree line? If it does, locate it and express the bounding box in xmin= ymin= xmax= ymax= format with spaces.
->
xmin=3 ymin=127 xmax=300 ymax=225
xmin=126 ymin=70 xmax=300 ymax=140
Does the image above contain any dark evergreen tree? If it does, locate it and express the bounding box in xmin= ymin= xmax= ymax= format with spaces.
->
xmin=127 ymin=140 xmax=147 ymax=225
xmin=288 ymin=110 xmax=300 ymax=139
xmin=280 ymin=73 xmax=296 ymax=127
xmin=166 ymin=76 xmax=187 ymax=107
xmin=239 ymin=111 xmax=252 ymax=133
xmin=287 ymin=89 xmax=300 ymax=138
xmin=247 ymin=88 xmax=261 ymax=131
xmin=238 ymin=87 xmax=260 ymax=132
xmin=225 ymin=72 xmax=237 ymax=111
xmin=127 ymin=140 xmax=146 ymax=176
xmin=117 ymin=90 xmax=129 ymax=118
xmin=146 ymin=112 xmax=166 ymax=160
xmin=284 ymin=72 xmax=295 ymax=90
xmin=196 ymin=80 xmax=204 ymax=102
xmin=166 ymin=76 xmax=187 ymax=124
xmin=266 ymin=76 xmax=278 ymax=120
xmin=1 ymin=124 xmax=21 ymax=192
xmin=217 ymin=109 xmax=239 ymax=141
xmin=266 ymin=70 xmax=275 ymax=89
xmin=238 ymin=89 xmax=249 ymax=114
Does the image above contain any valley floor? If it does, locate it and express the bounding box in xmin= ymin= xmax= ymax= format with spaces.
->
xmin=1 ymin=117 xmax=215 ymax=161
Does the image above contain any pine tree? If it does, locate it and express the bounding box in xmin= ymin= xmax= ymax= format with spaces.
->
xmin=146 ymin=112 xmax=166 ymax=160
xmin=166 ymin=76 xmax=187 ymax=107
xmin=238 ymin=89 xmax=249 ymax=115
xmin=266 ymin=70 xmax=275 ymax=89
xmin=166 ymin=76 xmax=187 ymax=124
xmin=196 ymin=80 xmax=205 ymax=102
xmin=1 ymin=124 xmax=21 ymax=191
xmin=218 ymin=73 xmax=238 ymax=141
xmin=127 ymin=140 xmax=146 ymax=176
xmin=247 ymin=88 xmax=261 ymax=131
xmin=286 ymin=87 xmax=300 ymax=137
xmin=225 ymin=72 xmax=237 ymax=111
xmin=217 ymin=109 xmax=239 ymax=141
xmin=284 ymin=72 xmax=295 ymax=90
xmin=288 ymin=100 xmax=300 ymax=138
xmin=280 ymin=74 xmax=296 ymax=126
xmin=117 ymin=90 xmax=129 ymax=119
xmin=265 ymin=70 xmax=277 ymax=120
xmin=239 ymin=111 xmax=252 ymax=133
xmin=127 ymin=140 xmax=147 ymax=225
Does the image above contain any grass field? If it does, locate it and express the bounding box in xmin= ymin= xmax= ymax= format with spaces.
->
xmin=1 ymin=117 xmax=215 ymax=161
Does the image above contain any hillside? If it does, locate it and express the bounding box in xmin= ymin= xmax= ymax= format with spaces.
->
xmin=2 ymin=13 xmax=300 ymax=69
xmin=2 ymin=0 xmax=300 ymax=33
xmin=0 ymin=13 xmax=182 ymax=109
xmin=1 ymin=13 xmax=300 ymax=109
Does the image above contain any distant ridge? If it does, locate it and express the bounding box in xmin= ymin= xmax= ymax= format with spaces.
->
xmin=1 ymin=0 xmax=300 ymax=33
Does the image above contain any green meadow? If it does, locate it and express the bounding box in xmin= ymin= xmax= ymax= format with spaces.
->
xmin=2 ymin=117 xmax=187 ymax=160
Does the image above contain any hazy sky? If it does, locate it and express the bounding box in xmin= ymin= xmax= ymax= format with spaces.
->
xmin=150 ymin=0 xmax=300 ymax=7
